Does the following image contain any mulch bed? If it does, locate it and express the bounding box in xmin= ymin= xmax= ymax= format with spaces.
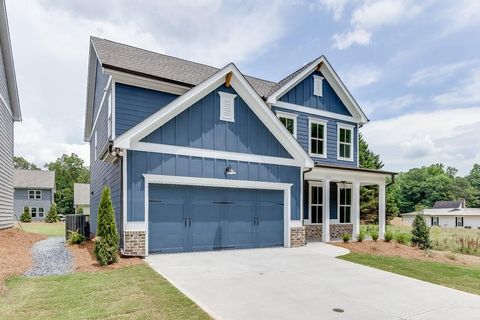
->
xmin=0 ymin=228 xmax=46 ymax=292
xmin=335 ymin=241 xmax=480 ymax=267
xmin=69 ymin=241 xmax=144 ymax=272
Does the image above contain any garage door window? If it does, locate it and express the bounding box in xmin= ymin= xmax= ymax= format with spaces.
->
xmin=309 ymin=184 xmax=323 ymax=224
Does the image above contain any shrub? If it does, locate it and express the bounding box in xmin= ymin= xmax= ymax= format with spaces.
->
xmin=395 ymin=233 xmax=409 ymax=245
xmin=78 ymin=206 xmax=84 ymax=214
xmin=444 ymin=252 xmax=456 ymax=261
xmin=411 ymin=213 xmax=431 ymax=249
xmin=45 ymin=203 xmax=59 ymax=223
xmin=94 ymin=186 xmax=119 ymax=266
xmin=371 ymin=230 xmax=379 ymax=242
xmin=356 ymin=231 xmax=365 ymax=242
xmin=67 ymin=230 xmax=86 ymax=244
xmin=384 ymin=230 xmax=394 ymax=242
xmin=20 ymin=206 xmax=31 ymax=223
xmin=342 ymin=233 xmax=351 ymax=242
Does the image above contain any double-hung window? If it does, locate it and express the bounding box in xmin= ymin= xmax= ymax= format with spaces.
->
xmin=337 ymin=124 xmax=354 ymax=161
xmin=28 ymin=190 xmax=42 ymax=199
xmin=276 ymin=111 xmax=297 ymax=137
xmin=339 ymin=186 xmax=352 ymax=223
xmin=309 ymin=118 xmax=327 ymax=158
xmin=431 ymin=217 xmax=439 ymax=226
xmin=38 ymin=208 xmax=45 ymax=218
xmin=30 ymin=207 xmax=37 ymax=218
xmin=309 ymin=184 xmax=323 ymax=224
xmin=455 ymin=217 xmax=464 ymax=227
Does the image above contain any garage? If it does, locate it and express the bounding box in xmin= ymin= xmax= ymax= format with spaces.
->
xmin=148 ymin=184 xmax=284 ymax=253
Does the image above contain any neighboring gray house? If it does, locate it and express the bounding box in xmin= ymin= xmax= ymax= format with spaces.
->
xmin=74 ymin=183 xmax=90 ymax=215
xmin=0 ymin=0 xmax=21 ymax=229
xmin=14 ymin=170 xmax=55 ymax=221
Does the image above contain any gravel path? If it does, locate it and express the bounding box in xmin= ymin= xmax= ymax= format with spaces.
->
xmin=24 ymin=236 xmax=73 ymax=276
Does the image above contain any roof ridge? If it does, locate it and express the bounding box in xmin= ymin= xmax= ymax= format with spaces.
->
xmin=90 ymin=36 xmax=277 ymax=85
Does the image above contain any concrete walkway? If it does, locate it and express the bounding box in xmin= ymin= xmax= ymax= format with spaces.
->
xmin=147 ymin=243 xmax=480 ymax=320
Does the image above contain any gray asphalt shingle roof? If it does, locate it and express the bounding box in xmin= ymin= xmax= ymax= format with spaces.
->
xmin=433 ymin=200 xmax=465 ymax=209
xmin=73 ymin=183 xmax=90 ymax=206
xmin=13 ymin=170 xmax=55 ymax=189
xmin=91 ymin=37 xmax=279 ymax=98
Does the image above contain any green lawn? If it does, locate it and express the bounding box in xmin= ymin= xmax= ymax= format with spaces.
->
xmin=339 ymin=253 xmax=480 ymax=295
xmin=17 ymin=222 xmax=65 ymax=237
xmin=0 ymin=265 xmax=210 ymax=320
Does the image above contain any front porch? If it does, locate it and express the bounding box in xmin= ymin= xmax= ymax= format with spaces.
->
xmin=302 ymin=164 xmax=395 ymax=242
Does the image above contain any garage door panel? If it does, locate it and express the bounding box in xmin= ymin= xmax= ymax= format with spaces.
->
xmin=190 ymin=203 xmax=222 ymax=251
xmin=222 ymin=204 xmax=256 ymax=249
xmin=149 ymin=202 xmax=186 ymax=253
xmin=257 ymin=203 xmax=284 ymax=247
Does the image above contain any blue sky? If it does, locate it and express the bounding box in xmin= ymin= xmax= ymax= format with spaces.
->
xmin=7 ymin=0 xmax=480 ymax=174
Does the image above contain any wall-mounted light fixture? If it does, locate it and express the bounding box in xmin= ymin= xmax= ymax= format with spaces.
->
xmin=225 ymin=166 xmax=237 ymax=175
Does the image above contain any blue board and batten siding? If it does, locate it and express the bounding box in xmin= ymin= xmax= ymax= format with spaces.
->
xmin=115 ymin=83 xmax=178 ymax=137
xmin=142 ymin=85 xmax=291 ymax=158
xmin=127 ymin=150 xmax=301 ymax=221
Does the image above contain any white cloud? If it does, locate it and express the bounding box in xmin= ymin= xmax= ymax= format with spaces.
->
xmin=433 ymin=68 xmax=480 ymax=107
xmin=407 ymin=61 xmax=473 ymax=86
xmin=362 ymin=107 xmax=480 ymax=174
xmin=7 ymin=0 xmax=287 ymax=166
xmin=332 ymin=0 xmax=423 ymax=49
xmin=315 ymin=0 xmax=348 ymax=20
xmin=343 ymin=65 xmax=381 ymax=88
xmin=362 ymin=94 xmax=419 ymax=115
xmin=437 ymin=0 xmax=480 ymax=36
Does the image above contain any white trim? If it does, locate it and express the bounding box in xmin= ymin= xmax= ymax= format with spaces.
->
xmin=308 ymin=117 xmax=328 ymax=158
xmin=130 ymin=141 xmax=301 ymax=167
xmin=142 ymin=174 xmax=293 ymax=256
xmin=104 ymin=68 xmax=190 ymax=96
xmin=337 ymin=123 xmax=354 ymax=162
xmin=94 ymin=131 xmax=98 ymax=159
xmin=304 ymin=167 xmax=389 ymax=185
xmin=112 ymin=80 xmax=116 ymax=140
xmin=337 ymin=184 xmax=352 ymax=224
xmin=113 ymin=64 xmax=314 ymax=168
xmin=356 ymin=123 xmax=360 ymax=166
xmin=274 ymin=101 xmax=357 ymax=123
xmin=87 ymin=76 xmax=112 ymax=141
xmin=122 ymin=149 xmax=128 ymax=250
xmin=313 ymin=75 xmax=323 ymax=97
xmin=275 ymin=110 xmax=298 ymax=138
xmin=267 ymin=56 xmax=368 ymax=124
xmin=28 ymin=190 xmax=42 ymax=200
xmin=306 ymin=181 xmax=323 ymax=225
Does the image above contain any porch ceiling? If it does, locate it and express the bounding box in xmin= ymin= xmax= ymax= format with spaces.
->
xmin=305 ymin=164 xmax=396 ymax=185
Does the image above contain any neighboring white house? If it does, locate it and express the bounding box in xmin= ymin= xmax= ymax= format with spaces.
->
xmin=402 ymin=199 xmax=480 ymax=229
xmin=73 ymin=183 xmax=90 ymax=215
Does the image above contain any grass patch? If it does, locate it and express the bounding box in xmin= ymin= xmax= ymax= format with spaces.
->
xmin=17 ymin=222 xmax=65 ymax=237
xmin=0 ymin=265 xmax=210 ymax=320
xmin=339 ymin=253 xmax=480 ymax=295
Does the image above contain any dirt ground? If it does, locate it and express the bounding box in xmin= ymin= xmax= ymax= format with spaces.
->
xmin=70 ymin=241 xmax=144 ymax=272
xmin=335 ymin=240 xmax=480 ymax=267
xmin=0 ymin=228 xmax=45 ymax=291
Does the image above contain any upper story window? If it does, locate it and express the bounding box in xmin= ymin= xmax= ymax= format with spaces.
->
xmin=28 ymin=190 xmax=42 ymax=200
xmin=276 ymin=111 xmax=297 ymax=137
xmin=107 ymin=92 xmax=112 ymax=139
xmin=313 ymin=75 xmax=324 ymax=97
xmin=309 ymin=118 xmax=328 ymax=158
xmin=218 ymin=92 xmax=237 ymax=122
xmin=337 ymin=124 xmax=354 ymax=161
xmin=338 ymin=186 xmax=352 ymax=223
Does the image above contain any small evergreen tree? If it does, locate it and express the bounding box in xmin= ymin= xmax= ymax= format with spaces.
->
xmin=20 ymin=206 xmax=31 ymax=223
xmin=411 ymin=213 xmax=431 ymax=249
xmin=45 ymin=203 xmax=59 ymax=223
xmin=94 ymin=186 xmax=119 ymax=266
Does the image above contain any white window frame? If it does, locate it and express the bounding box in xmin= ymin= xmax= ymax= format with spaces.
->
xmin=218 ymin=91 xmax=237 ymax=122
xmin=30 ymin=207 xmax=37 ymax=218
xmin=455 ymin=217 xmax=464 ymax=227
xmin=338 ymin=184 xmax=352 ymax=224
xmin=308 ymin=117 xmax=328 ymax=158
xmin=275 ymin=111 xmax=297 ymax=138
xmin=313 ymin=75 xmax=324 ymax=97
xmin=107 ymin=92 xmax=112 ymax=139
xmin=28 ymin=190 xmax=42 ymax=200
xmin=307 ymin=182 xmax=323 ymax=224
xmin=337 ymin=123 xmax=354 ymax=162
xmin=431 ymin=216 xmax=439 ymax=226
xmin=38 ymin=208 xmax=45 ymax=218
xmin=94 ymin=130 xmax=98 ymax=160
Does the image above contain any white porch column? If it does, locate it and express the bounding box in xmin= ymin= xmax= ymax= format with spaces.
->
xmin=322 ymin=179 xmax=330 ymax=242
xmin=352 ymin=181 xmax=360 ymax=239
xmin=379 ymin=183 xmax=386 ymax=239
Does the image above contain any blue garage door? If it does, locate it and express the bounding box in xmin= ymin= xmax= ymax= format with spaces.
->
xmin=148 ymin=185 xmax=284 ymax=253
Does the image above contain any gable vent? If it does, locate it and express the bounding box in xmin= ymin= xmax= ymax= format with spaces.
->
xmin=313 ymin=75 xmax=324 ymax=97
xmin=218 ymin=92 xmax=237 ymax=122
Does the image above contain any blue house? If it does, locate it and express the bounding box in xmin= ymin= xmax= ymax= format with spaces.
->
xmin=84 ymin=37 xmax=394 ymax=256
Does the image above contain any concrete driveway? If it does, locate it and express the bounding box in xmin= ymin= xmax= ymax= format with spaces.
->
xmin=146 ymin=243 xmax=480 ymax=320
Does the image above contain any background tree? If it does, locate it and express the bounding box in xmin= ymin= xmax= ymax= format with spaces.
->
xmin=45 ymin=153 xmax=90 ymax=215
xmin=14 ymin=156 xmax=39 ymax=170
xmin=45 ymin=203 xmax=59 ymax=223
xmin=411 ymin=213 xmax=431 ymax=249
